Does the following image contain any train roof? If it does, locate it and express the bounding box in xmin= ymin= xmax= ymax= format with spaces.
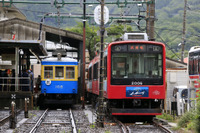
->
xmin=189 ymin=46 xmax=200 ymax=53
xmin=42 ymin=57 xmax=78 ymax=62
xmin=41 ymin=57 xmax=78 ymax=65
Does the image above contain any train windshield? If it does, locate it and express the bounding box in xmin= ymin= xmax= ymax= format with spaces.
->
xmin=44 ymin=66 xmax=53 ymax=79
xmin=66 ymin=66 xmax=75 ymax=79
xmin=111 ymin=53 xmax=163 ymax=85
xmin=55 ymin=66 xmax=64 ymax=79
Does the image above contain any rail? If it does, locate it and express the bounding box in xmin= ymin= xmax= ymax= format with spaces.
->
xmin=0 ymin=109 xmax=22 ymax=126
xmin=113 ymin=117 xmax=130 ymax=133
xmin=69 ymin=109 xmax=78 ymax=133
xmin=153 ymin=118 xmax=174 ymax=133
xmin=29 ymin=109 xmax=48 ymax=133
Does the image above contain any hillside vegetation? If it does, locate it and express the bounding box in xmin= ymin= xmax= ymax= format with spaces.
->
xmin=155 ymin=0 xmax=200 ymax=59
xmin=14 ymin=0 xmax=200 ymax=59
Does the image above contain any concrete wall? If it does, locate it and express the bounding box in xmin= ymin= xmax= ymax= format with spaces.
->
xmin=166 ymin=69 xmax=189 ymax=99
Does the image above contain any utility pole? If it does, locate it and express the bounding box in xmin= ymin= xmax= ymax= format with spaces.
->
xmin=82 ymin=0 xmax=86 ymax=109
xmin=181 ymin=0 xmax=187 ymax=62
xmin=146 ymin=0 xmax=155 ymax=41
xmin=96 ymin=0 xmax=105 ymax=128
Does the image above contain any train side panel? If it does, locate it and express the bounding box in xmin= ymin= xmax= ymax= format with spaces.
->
xmin=41 ymin=81 xmax=78 ymax=94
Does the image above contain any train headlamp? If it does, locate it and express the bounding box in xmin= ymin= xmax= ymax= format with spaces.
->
xmin=45 ymin=79 xmax=51 ymax=85
xmin=72 ymin=88 xmax=76 ymax=93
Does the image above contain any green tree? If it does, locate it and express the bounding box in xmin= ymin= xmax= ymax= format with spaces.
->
xmin=105 ymin=24 xmax=133 ymax=42
xmin=66 ymin=22 xmax=99 ymax=60
xmin=66 ymin=22 xmax=133 ymax=60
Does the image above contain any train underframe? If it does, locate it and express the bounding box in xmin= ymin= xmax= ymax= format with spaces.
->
xmin=38 ymin=93 xmax=77 ymax=108
xmin=87 ymin=92 xmax=164 ymax=116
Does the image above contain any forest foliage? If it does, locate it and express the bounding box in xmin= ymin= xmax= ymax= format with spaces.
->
xmin=14 ymin=0 xmax=200 ymax=60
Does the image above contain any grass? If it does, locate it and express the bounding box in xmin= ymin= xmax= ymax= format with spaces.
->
xmin=157 ymin=110 xmax=198 ymax=132
xmin=156 ymin=113 xmax=176 ymax=122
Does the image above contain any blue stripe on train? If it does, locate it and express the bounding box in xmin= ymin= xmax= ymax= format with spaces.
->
xmin=41 ymin=61 xmax=78 ymax=65
xmin=41 ymin=81 xmax=78 ymax=94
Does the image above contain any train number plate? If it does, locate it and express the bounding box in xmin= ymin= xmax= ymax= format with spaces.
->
xmin=126 ymin=87 xmax=149 ymax=97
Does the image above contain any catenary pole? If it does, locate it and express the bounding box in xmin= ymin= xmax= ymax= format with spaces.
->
xmin=96 ymin=0 xmax=105 ymax=128
xmin=82 ymin=0 xmax=86 ymax=109
xmin=146 ymin=0 xmax=155 ymax=41
xmin=181 ymin=0 xmax=187 ymax=62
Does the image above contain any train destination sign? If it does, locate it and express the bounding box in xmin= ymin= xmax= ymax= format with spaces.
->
xmin=128 ymin=45 xmax=146 ymax=52
xmin=112 ymin=44 xmax=162 ymax=53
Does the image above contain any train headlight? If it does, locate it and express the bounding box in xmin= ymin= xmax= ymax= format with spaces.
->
xmin=72 ymin=88 xmax=76 ymax=93
xmin=45 ymin=79 xmax=51 ymax=85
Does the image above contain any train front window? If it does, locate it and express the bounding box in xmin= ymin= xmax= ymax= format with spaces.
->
xmin=112 ymin=57 xmax=126 ymax=78
xmin=44 ymin=66 xmax=53 ymax=79
xmin=111 ymin=53 xmax=163 ymax=85
xmin=66 ymin=66 xmax=75 ymax=79
xmin=55 ymin=66 xmax=64 ymax=79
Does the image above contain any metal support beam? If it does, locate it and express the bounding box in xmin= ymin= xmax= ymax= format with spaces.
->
xmin=1 ymin=1 xmax=152 ymax=6
xmin=37 ymin=14 xmax=143 ymax=20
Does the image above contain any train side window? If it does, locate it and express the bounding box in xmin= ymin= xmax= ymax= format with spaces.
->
xmin=66 ymin=66 xmax=75 ymax=79
xmin=44 ymin=66 xmax=53 ymax=79
xmin=104 ymin=56 xmax=107 ymax=78
xmin=198 ymin=53 xmax=200 ymax=74
xmin=194 ymin=53 xmax=198 ymax=75
xmin=93 ymin=63 xmax=98 ymax=80
xmin=89 ymin=67 xmax=92 ymax=80
xmin=55 ymin=66 xmax=64 ymax=79
xmin=189 ymin=53 xmax=193 ymax=75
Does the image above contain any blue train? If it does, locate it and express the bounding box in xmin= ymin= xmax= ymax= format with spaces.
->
xmin=38 ymin=57 xmax=78 ymax=108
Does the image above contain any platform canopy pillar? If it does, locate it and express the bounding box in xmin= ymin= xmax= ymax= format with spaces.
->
xmin=15 ymin=47 xmax=19 ymax=91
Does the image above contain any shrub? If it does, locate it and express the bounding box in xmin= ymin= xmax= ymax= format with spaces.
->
xmin=195 ymin=93 xmax=200 ymax=133
xmin=177 ymin=110 xmax=195 ymax=128
xmin=156 ymin=113 xmax=174 ymax=122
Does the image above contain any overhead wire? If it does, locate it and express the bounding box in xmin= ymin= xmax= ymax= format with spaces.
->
xmin=154 ymin=31 xmax=181 ymax=60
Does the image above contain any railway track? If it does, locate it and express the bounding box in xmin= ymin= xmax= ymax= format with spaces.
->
xmin=113 ymin=117 xmax=174 ymax=133
xmin=1 ymin=107 xmax=174 ymax=133
xmin=153 ymin=118 xmax=174 ymax=133
xmin=0 ymin=107 xmax=93 ymax=133
xmin=29 ymin=109 xmax=48 ymax=133
xmin=113 ymin=117 xmax=130 ymax=133
xmin=0 ymin=109 xmax=22 ymax=126
xmin=27 ymin=109 xmax=77 ymax=133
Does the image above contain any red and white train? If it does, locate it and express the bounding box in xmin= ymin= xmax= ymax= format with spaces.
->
xmin=188 ymin=46 xmax=200 ymax=95
xmin=87 ymin=33 xmax=166 ymax=116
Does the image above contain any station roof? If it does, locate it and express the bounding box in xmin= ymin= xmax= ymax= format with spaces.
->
xmin=0 ymin=40 xmax=47 ymax=56
xmin=0 ymin=3 xmax=26 ymax=20
xmin=166 ymin=57 xmax=187 ymax=69
xmin=0 ymin=18 xmax=83 ymax=57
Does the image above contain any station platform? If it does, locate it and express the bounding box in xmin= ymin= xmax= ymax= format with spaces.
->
xmin=0 ymin=91 xmax=34 ymax=109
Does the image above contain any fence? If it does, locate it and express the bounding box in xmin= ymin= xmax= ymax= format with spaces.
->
xmin=0 ymin=77 xmax=33 ymax=92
